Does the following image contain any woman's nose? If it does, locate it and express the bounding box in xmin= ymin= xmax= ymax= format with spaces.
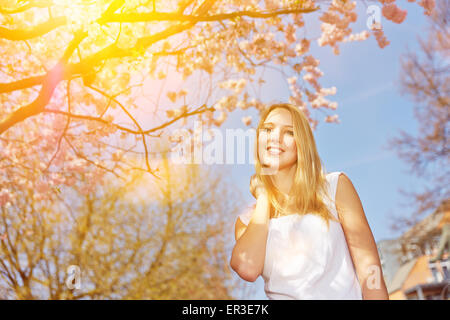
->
xmin=268 ymin=128 xmax=282 ymax=143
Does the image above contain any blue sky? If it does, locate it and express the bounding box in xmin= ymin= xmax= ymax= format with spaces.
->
xmin=219 ymin=2 xmax=432 ymax=299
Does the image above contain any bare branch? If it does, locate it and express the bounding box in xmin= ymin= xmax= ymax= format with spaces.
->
xmin=86 ymin=84 xmax=160 ymax=179
xmin=0 ymin=75 xmax=47 ymax=94
xmin=101 ymin=7 xmax=320 ymax=24
xmin=0 ymin=0 xmax=53 ymax=14
xmin=0 ymin=31 xmax=88 ymax=134
xmin=63 ymin=136 xmax=124 ymax=180
xmin=0 ymin=17 xmax=67 ymax=40
xmin=43 ymin=80 xmax=73 ymax=172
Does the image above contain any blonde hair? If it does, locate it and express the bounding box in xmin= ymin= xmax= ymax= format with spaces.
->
xmin=254 ymin=103 xmax=340 ymax=230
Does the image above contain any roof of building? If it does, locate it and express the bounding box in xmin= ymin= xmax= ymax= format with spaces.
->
xmin=385 ymin=199 xmax=450 ymax=296
xmin=387 ymin=258 xmax=418 ymax=294
xmin=401 ymin=199 xmax=450 ymax=243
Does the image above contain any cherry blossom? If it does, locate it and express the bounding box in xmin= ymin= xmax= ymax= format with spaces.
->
xmin=372 ymin=27 xmax=391 ymax=49
xmin=325 ymin=114 xmax=340 ymax=124
xmin=241 ymin=116 xmax=252 ymax=126
xmin=418 ymin=0 xmax=436 ymax=15
xmin=0 ymin=0 xmax=434 ymax=207
xmin=382 ymin=3 xmax=407 ymax=24
xmin=0 ymin=188 xmax=11 ymax=207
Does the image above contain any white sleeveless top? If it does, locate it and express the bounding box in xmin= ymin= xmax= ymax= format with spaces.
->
xmin=237 ymin=171 xmax=363 ymax=300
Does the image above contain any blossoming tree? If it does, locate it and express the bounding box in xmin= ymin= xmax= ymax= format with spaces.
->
xmin=0 ymin=0 xmax=435 ymax=209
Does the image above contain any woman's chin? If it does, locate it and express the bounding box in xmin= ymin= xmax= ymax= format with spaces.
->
xmin=260 ymin=159 xmax=282 ymax=175
xmin=261 ymin=158 xmax=296 ymax=174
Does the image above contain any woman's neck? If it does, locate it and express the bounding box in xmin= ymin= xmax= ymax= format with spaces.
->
xmin=270 ymin=164 xmax=297 ymax=196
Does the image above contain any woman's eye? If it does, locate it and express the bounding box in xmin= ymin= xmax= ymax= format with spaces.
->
xmin=286 ymin=131 xmax=294 ymax=135
xmin=263 ymin=127 xmax=271 ymax=133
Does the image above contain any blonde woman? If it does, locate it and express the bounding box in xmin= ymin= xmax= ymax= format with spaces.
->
xmin=229 ymin=103 xmax=389 ymax=300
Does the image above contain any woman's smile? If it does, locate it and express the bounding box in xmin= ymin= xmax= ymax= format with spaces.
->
xmin=267 ymin=146 xmax=284 ymax=155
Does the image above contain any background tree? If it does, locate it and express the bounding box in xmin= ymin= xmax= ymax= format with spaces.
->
xmin=0 ymin=149 xmax=250 ymax=299
xmin=386 ymin=0 xmax=448 ymax=233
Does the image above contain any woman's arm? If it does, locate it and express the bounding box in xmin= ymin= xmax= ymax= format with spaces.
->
xmin=229 ymin=193 xmax=271 ymax=282
xmin=335 ymin=173 xmax=389 ymax=300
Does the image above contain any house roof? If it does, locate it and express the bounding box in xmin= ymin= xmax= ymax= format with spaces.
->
xmin=387 ymin=258 xmax=418 ymax=294
xmin=401 ymin=199 xmax=450 ymax=243
xmin=386 ymin=200 xmax=450 ymax=296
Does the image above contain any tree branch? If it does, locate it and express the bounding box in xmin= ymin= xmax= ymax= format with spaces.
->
xmin=0 ymin=75 xmax=47 ymax=94
xmin=0 ymin=3 xmax=309 ymax=135
xmin=86 ymin=84 xmax=159 ymax=179
xmin=0 ymin=0 xmax=53 ymax=14
xmin=0 ymin=17 xmax=67 ymax=40
xmin=101 ymin=7 xmax=319 ymax=24
xmin=0 ymin=31 xmax=87 ymax=135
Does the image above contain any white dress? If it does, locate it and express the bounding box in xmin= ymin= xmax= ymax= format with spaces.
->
xmin=237 ymin=171 xmax=363 ymax=300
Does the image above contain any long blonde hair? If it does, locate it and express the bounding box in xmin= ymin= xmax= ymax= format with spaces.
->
xmin=254 ymin=103 xmax=340 ymax=230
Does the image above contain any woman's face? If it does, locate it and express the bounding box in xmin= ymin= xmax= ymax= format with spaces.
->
xmin=258 ymin=108 xmax=297 ymax=174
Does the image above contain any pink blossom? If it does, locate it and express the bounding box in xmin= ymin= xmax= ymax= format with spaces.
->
xmin=291 ymin=13 xmax=304 ymax=28
xmin=50 ymin=172 xmax=65 ymax=185
xmin=53 ymin=116 xmax=67 ymax=131
xmin=373 ymin=28 xmax=390 ymax=49
xmin=0 ymin=189 xmax=11 ymax=207
xmin=311 ymin=95 xmax=332 ymax=109
xmin=241 ymin=116 xmax=252 ymax=126
xmin=80 ymin=185 xmax=94 ymax=196
xmin=264 ymin=0 xmax=282 ymax=10
xmin=320 ymin=86 xmax=337 ymax=96
xmin=238 ymin=40 xmax=249 ymax=51
xmin=347 ymin=11 xmax=357 ymax=23
xmin=317 ymin=22 xmax=352 ymax=50
xmin=309 ymin=119 xmax=319 ymax=131
xmin=418 ymin=0 xmax=435 ymax=16
xmin=344 ymin=30 xmax=370 ymax=42
xmin=331 ymin=0 xmax=356 ymax=14
xmin=293 ymin=63 xmax=303 ymax=73
xmin=287 ymin=76 xmax=297 ymax=85
xmin=35 ymin=180 xmax=50 ymax=194
xmin=302 ymin=55 xmax=320 ymax=68
xmin=303 ymin=73 xmax=314 ymax=81
xmin=370 ymin=21 xmax=382 ymax=31
xmin=213 ymin=112 xmax=227 ymax=127
xmin=325 ymin=114 xmax=340 ymax=123
xmin=295 ymin=38 xmax=310 ymax=56
xmin=167 ymin=91 xmax=177 ymax=103
xmin=67 ymin=158 xmax=87 ymax=174
xmin=284 ymin=24 xmax=296 ymax=44
xmin=303 ymin=66 xmax=324 ymax=78
xmin=328 ymin=102 xmax=338 ymax=110
xmin=303 ymin=73 xmax=321 ymax=92
xmin=63 ymin=176 xmax=77 ymax=187
xmin=111 ymin=150 xmax=124 ymax=161
xmin=320 ymin=11 xmax=341 ymax=25
xmin=382 ymin=4 xmax=407 ymax=24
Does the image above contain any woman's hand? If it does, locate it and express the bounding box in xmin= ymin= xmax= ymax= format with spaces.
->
xmin=250 ymin=174 xmax=267 ymax=199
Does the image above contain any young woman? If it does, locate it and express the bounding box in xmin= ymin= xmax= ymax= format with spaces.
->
xmin=229 ymin=103 xmax=389 ymax=300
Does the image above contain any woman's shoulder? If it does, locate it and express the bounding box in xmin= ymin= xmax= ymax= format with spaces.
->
xmin=324 ymin=171 xmax=346 ymax=200
xmin=324 ymin=171 xmax=344 ymax=186
xmin=325 ymin=171 xmax=344 ymax=178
